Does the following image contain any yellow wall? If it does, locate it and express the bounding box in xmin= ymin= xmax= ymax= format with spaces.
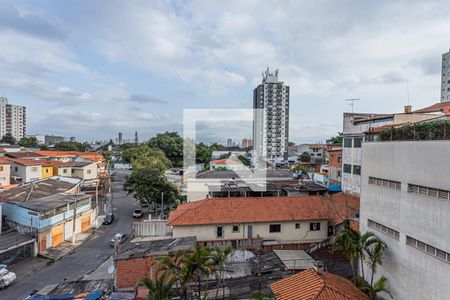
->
xmin=42 ymin=166 xmax=54 ymax=178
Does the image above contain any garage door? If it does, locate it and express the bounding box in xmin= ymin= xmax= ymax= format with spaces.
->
xmin=52 ymin=224 xmax=64 ymax=247
xmin=64 ymin=221 xmax=73 ymax=240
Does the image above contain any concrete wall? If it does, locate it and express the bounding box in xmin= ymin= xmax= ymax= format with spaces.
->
xmin=360 ymin=141 xmax=450 ymax=300
xmin=10 ymin=163 xmax=42 ymax=182
xmin=0 ymin=163 xmax=10 ymax=186
xmin=172 ymin=220 xmax=328 ymax=244
xmin=72 ymin=163 xmax=98 ymax=180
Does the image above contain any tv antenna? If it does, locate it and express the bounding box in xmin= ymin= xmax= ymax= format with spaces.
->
xmin=345 ymin=98 xmax=360 ymax=113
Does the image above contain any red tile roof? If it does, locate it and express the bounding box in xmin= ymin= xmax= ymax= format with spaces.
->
xmin=37 ymin=151 xmax=104 ymax=161
xmin=414 ymin=102 xmax=450 ymax=114
xmin=0 ymin=157 xmax=11 ymax=164
xmin=270 ymin=268 xmax=368 ymax=300
xmin=168 ymin=193 xmax=359 ymax=226
xmin=7 ymin=158 xmax=45 ymax=166
xmin=210 ymin=155 xmax=243 ymax=166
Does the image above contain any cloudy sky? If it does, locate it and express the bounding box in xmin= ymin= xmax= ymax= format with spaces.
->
xmin=0 ymin=0 xmax=449 ymax=144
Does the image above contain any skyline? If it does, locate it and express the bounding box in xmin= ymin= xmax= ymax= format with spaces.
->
xmin=1 ymin=1 xmax=449 ymax=143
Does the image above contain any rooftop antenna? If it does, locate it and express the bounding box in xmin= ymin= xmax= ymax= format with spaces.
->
xmin=345 ymin=98 xmax=360 ymax=113
xmin=406 ymin=78 xmax=410 ymax=106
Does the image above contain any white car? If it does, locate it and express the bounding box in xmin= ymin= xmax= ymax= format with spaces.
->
xmin=110 ymin=233 xmax=127 ymax=247
xmin=133 ymin=209 xmax=143 ymax=218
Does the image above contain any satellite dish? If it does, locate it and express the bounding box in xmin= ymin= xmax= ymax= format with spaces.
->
xmin=108 ymin=265 xmax=115 ymax=274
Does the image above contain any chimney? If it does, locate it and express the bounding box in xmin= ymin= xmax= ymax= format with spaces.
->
xmin=404 ymin=105 xmax=412 ymax=114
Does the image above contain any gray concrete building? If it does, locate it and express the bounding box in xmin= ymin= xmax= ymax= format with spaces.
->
xmin=253 ymin=68 xmax=289 ymax=166
xmin=0 ymin=97 xmax=26 ymax=140
xmin=360 ymin=141 xmax=450 ymax=300
xmin=441 ymin=49 xmax=450 ymax=102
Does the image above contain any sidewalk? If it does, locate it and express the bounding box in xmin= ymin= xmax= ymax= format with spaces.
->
xmin=40 ymin=228 xmax=96 ymax=261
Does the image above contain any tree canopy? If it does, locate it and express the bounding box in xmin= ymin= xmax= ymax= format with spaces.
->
xmin=54 ymin=141 xmax=91 ymax=152
xmin=329 ymin=133 xmax=343 ymax=144
xmin=148 ymin=131 xmax=184 ymax=167
xmin=1 ymin=133 xmax=16 ymax=144
xmin=122 ymin=145 xmax=171 ymax=171
xmin=299 ymin=151 xmax=311 ymax=163
xmin=18 ymin=136 xmax=39 ymax=147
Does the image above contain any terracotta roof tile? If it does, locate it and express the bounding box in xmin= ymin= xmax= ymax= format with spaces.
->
xmin=270 ymin=268 xmax=368 ymax=300
xmin=168 ymin=193 xmax=359 ymax=226
xmin=7 ymin=158 xmax=45 ymax=166
xmin=414 ymin=102 xmax=450 ymax=113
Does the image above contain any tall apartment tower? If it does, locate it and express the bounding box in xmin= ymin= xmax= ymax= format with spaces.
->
xmin=441 ymin=50 xmax=450 ymax=102
xmin=134 ymin=131 xmax=139 ymax=145
xmin=0 ymin=97 xmax=26 ymax=140
xmin=253 ymin=68 xmax=289 ymax=166
xmin=118 ymin=132 xmax=123 ymax=145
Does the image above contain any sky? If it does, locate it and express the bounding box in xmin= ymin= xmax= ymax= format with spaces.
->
xmin=0 ymin=0 xmax=449 ymax=144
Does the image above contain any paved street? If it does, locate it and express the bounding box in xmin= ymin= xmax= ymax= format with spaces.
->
xmin=0 ymin=171 xmax=139 ymax=300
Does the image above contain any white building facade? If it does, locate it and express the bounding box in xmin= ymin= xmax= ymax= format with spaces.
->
xmin=360 ymin=141 xmax=450 ymax=300
xmin=441 ymin=49 xmax=450 ymax=102
xmin=0 ymin=97 xmax=26 ymax=140
xmin=253 ymin=68 xmax=289 ymax=166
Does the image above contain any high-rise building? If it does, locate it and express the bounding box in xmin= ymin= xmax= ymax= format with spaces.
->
xmin=441 ymin=49 xmax=450 ymax=102
xmin=0 ymin=97 xmax=26 ymax=140
xmin=118 ymin=132 xmax=123 ymax=145
xmin=134 ymin=131 xmax=139 ymax=145
xmin=253 ymin=68 xmax=289 ymax=165
xmin=226 ymin=139 xmax=232 ymax=148
xmin=360 ymin=140 xmax=450 ymax=299
xmin=241 ymin=138 xmax=253 ymax=148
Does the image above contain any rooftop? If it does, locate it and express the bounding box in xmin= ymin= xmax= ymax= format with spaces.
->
xmin=0 ymin=176 xmax=81 ymax=202
xmin=168 ymin=193 xmax=358 ymax=226
xmin=273 ymin=250 xmax=315 ymax=270
xmin=414 ymin=101 xmax=450 ymax=114
xmin=7 ymin=158 xmax=46 ymax=166
xmin=195 ymin=169 xmax=293 ymax=179
xmin=5 ymin=152 xmax=47 ymax=159
xmin=0 ymin=230 xmax=35 ymax=254
xmin=116 ymin=236 xmax=196 ymax=260
xmin=8 ymin=193 xmax=91 ymax=212
xmin=270 ymin=268 xmax=368 ymax=300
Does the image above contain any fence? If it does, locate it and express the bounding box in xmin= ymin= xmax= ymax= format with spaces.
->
xmin=133 ymin=220 xmax=172 ymax=237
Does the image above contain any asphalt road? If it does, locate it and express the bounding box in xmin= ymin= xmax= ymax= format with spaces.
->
xmin=0 ymin=170 xmax=139 ymax=300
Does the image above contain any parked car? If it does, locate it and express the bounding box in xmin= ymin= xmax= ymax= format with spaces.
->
xmin=141 ymin=202 xmax=149 ymax=208
xmin=133 ymin=209 xmax=143 ymax=218
xmin=102 ymin=213 xmax=114 ymax=225
xmin=110 ymin=233 xmax=127 ymax=247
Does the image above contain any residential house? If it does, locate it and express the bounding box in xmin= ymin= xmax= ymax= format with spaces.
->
xmin=9 ymin=158 xmax=43 ymax=183
xmin=41 ymin=161 xmax=54 ymax=179
xmin=68 ymin=162 xmax=98 ymax=181
xmin=168 ymin=194 xmax=359 ymax=251
xmin=327 ymin=147 xmax=342 ymax=183
xmin=114 ymin=237 xmax=196 ymax=290
xmin=184 ymin=169 xmax=294 ymax=202
xmin=360 ymin=139 xmax=450 ymax=299
xmin=1 ymin=177 xmax=95 ymax=254
xmin=270 ymin=268 xmax=368 ymax=300
xmin=209 ymin=155 xmax=247 ymax=171
xmin=5 ymin=151 xmax=48 ymax=160
xmin=0 ymin=158 xmax=11 ymax=187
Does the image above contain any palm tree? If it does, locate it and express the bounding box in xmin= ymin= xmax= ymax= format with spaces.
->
xmin=210 ymin=246 xmax=233 ymax=299
xmin=333 ymin=229 xmax=359 ymax=281
xmin=365 ymin=240 xmax=387 ymax=294
xmin=371 ymin=276 xmax=392 ymax=299
xmin=136 ymin=271 xmax=175 ymax=300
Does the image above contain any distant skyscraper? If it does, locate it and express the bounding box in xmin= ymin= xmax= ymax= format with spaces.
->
xmin=227 ymin=139 xmax=232 ymax=147
xmin=253 ymin=68 xmax=290 ymax=165
xmin=441 ymin=49 xmax=450 ymax=102
xmin=0 ymin=97 xmax=26 ymax=140
xmin=118 ymin=132 xmax=123 ymax=145
xmin=69 ymin=136 xmax=76 ymax=142
xmin=242 ymin=138 xmax=253 ymax=148
xmin=135 ymin=131 xmax=139 ymax=145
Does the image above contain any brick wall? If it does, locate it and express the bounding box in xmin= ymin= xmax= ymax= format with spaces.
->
xmin=115 ymin=255 xmax=159 ymax=290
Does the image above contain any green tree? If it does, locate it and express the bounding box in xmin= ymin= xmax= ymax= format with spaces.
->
xmin=123 ymin=166 xmax=179 ymax=207
xmin=122 ymin=145 xmax=171 ymax=171
xmin=333 ymin=229 xmax=359 ymax=282
xmin=218 ymin=152 xmax=231 ymax=159
xmin=137 ymin=271 xmax=175 ymax=300
xmin=1 ymin=133 xmax=16 ymax=144
xmin=329 ymin=132 xmax=343 ymax=144
xmin=299 ymin=151 xmax=311 ymax=163
xmin=54 ymin=141 xmax=91 ymax=152
xmin=238 ymin=155 xmax=251 ymax=166
xmin=210 ymin=246 xmax=233 ymax=299
xmin=18 ymin=136 xmax=39 ymax=147
xmin=148 ymin=132 xmax=184 ymax=167
xmin=196 ymin=142 xmax=213 ymax=164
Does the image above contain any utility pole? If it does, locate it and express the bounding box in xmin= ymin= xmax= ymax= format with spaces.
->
xmin=345 ymin=98 xmax=360 ymax=113
xmin=72 ymin=183 xmax=80 ymax=244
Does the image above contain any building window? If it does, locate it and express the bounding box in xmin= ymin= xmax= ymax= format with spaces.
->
xmin=31 ymin=167 xmax=38 ymax=172
xmin=310 ymin=222 xmax=321 ymax=231
xmin=45 ymin=169 xmax=49 ymax=174
xmin=369 ymin=177 xmax=401 ymax=190
xmin=367 ymin=219 xmax=399 ymax=240
xmin=87 ymin=170 xmax=92 ymax=174
xmin=0 ymin=166 xmax=3 ymax=171
xmin=408 ymin=184 xmax=450 ymax=200
xmin=269 ymin=224 xmax=281 ymax=233
xmin=216 ymin=226 xmax=224 ymax=238
xmin=295 ymin=223 xmax=300 ymax=229
xmin=337 ymin=157 xmax=342 ymax=163
xmin=344 ymin=138 xmax=352 ymax=148
xmin=63 ymin=169 xmax=68 ymax=174
xmin=353 ymin=165 xmax=361 ymax=175
xmin=406 ymin=236 xmax=449 ymax=263
xmin=353 ymin=137 xmax=363 ymax=148
xmin=343 ymin=164 xmax=352 ymax=174
xmin=232 ymin=225 xmax=239 ymax=233
xmin=15 ymin=167 xmax=18 ymax=172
